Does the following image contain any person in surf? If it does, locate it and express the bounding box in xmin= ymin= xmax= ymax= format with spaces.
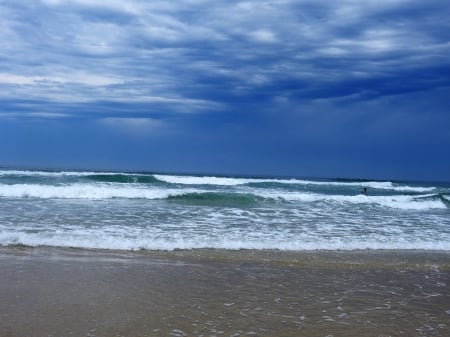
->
xmin=361 ymin=187 xmax=368 ymax=195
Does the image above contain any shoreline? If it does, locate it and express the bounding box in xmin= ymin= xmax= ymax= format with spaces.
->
xmin=1 ymin=246 xmax=449 ymax=336
xmin=2 ymin=245 xmax=450 ymax=267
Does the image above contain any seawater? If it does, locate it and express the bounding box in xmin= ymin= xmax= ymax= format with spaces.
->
xmin=0 ymin=169 xmax=449 ymax=251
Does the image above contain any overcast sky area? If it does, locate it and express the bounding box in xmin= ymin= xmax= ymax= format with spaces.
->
xmin=0 ymin=0 xmax=449 ymax=181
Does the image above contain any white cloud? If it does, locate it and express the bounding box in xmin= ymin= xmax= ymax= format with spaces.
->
xmin=248 ymin=29 xmax=278 ymax=43
xmin=102 ymin=117 xmax=162 ymax=128
xmin=41 ymin=0 xmax=140 ymax=14
xmin=0 ymin=72 xmax=123 ymax=86
xmin=318 ymin=47 xmax=349 ymax=56
xmin=0 ymin=0 xmax=448 ymax=116
xmin=28 ymin=112 xmax=70 ymax=118
xmin=0 ymin=112 xmax=70 ymax=119
xmin=100 ymin=117 xmax=167 ymax=137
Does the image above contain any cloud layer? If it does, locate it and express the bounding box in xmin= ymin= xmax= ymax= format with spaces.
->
xmin=0 ymin=0 xmax=449 ymax=179
xmin=2 ymin=1 xmax=448 ymax=111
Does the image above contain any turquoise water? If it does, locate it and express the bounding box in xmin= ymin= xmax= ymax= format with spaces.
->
xmin=0 ymin=169 xmax=449 ymax=250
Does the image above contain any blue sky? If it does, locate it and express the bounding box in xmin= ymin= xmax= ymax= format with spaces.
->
xmin=0 ymin=0 xmax=449 ymax=181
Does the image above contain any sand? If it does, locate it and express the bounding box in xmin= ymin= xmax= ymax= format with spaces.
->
xmin=1 ymin=247 xmax=449 ymax=337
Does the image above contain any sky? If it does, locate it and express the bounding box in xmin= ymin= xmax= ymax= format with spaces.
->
xmin=0 ymin=0 xmax=449 ymax=181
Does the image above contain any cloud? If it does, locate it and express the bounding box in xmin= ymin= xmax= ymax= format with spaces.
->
xmin=0 ymin=0 xmax=449 ymax=179
xmin=0 ymin=0 xmax=448 ymax=120
xmin=248 ymin=29 xmax=278 ymax=43
xmin=101 ymin=117 xmax=163 ymax=128
xmin=30 ymin=112 xmax=70 ymax=119
xmin=99 ymin=117 xmax=167 ymax=138
xmin=0 ymin=111 xmax=70 ymax=120
xmin=0 ymin=72 xmax=123 ymax=86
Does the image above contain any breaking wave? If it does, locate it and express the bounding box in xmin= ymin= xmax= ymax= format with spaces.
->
xmin=0 ymin=183 xmax=446 ymax=210
xmin=1 ymin=169 xmax=449 ymax=252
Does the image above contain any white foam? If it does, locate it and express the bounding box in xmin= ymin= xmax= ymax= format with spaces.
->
xmin=153 ymin=174 xmax=435 ymax=192
xmin=154 ymin=174 xmax=349 ymax=186
xmin=154 ymin=174 xmax=255 ymax=186
xmin=297 ymin=180 xmax=435 ymax=193
xmin=0 ymin=182 xmax=445 ymax=209
xmin=0 ymin=183 xmax=202 ymax=200
xmin=0 ymin=169 xmax=110 ymax=177
xmin=0 ymin=170 xmax=436 ymax=193
xmin=2 ymin=231 xmax=450 ymax=251
xmin=251 ymin=189 xmax=447 ymax=210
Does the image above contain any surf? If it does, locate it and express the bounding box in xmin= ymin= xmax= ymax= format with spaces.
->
xmin=0 ymin=170 xmax=438 ymax=193
xmin=0 ymin=168 xmax=449 ymax=252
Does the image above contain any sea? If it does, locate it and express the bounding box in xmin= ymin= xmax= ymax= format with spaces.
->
xmin=0 ymin=169 xmax=449 ymax=251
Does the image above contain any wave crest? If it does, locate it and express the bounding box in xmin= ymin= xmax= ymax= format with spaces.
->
xmin=0 ymin=183 xmax=446 ymax=210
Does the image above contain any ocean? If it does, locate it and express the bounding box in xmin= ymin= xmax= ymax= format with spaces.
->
xmin=0 ymin=169 xmax=449 ymax=251
xmin=1 ymin=169 xmax=450 ymax=336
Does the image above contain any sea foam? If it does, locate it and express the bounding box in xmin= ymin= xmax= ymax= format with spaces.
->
xmin=0 ymin=169 xmax=448 ymax=252
xmin=0 ymin=183 xmax=202 ymax=200
xmin=154 ymin=174 xmax=435 ymax=192
xmin=2 ymin=231 xmax=450 ymax=251
xmin=0 ymin=182 xmax=445 ymax=210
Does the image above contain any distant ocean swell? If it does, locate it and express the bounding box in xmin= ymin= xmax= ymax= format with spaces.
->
xmin=0 ymin=170 xmax=449 ymax=251
xmin=0 ymin=170 xmax=438 ymax=191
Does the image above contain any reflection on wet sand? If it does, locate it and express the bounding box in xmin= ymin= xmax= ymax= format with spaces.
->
xmin=1 ymin=247 xmax=449 ymax=336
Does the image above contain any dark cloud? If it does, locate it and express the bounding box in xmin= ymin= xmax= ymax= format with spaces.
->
xmin=2 ymin=0 xmax=448 ymax=108
xmin=0 ymin=0 xmax=449 ymax=179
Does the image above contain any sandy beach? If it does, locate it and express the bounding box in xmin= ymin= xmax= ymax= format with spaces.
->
xmin=1 ymin=247 xmax=449 ymax=337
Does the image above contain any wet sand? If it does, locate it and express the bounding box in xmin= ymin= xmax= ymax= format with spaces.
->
xmin=1 ymin=247 xmax=449 ymax=337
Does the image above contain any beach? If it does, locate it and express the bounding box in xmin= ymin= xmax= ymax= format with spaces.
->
xmin=1 ymin=247 xmax=449 ymax=337
xmin=1 ymin=171 xmax=449 ymax=336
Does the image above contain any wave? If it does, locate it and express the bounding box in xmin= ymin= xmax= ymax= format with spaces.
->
xmin=154 ymin=174 xmax=262 ymax=186
xmin=442 ymin=194 xmax=450 ymax=204
xmin=153 ymin=174 xmax=435 ymax=193
xmin=167 ymin=192 xmax=264 ymax=207
xmin=85 ymin=174 xmax=159 ymax=184
xmin=0 ymin=183 xmax=446 ymax=210
xmin=414 ymin=193 xmax=450 ymax=207
xmin=0 ymin=169 xmax=104 ymax=177
xmin=252 ymin=190 xmax=447 ymax=210
xmin=2 ymin=232 xmax=450 ymax=251
xmin=0 ymin=183 xmax=201 ymax=200
xmin=0 ymin=170 xmax=437 ymax=193
xmin=0 ymin=183 xmax=266 ymax=205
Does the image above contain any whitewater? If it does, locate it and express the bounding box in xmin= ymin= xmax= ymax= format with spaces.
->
xmin=0 ymin=169 xmax=449 ymax=251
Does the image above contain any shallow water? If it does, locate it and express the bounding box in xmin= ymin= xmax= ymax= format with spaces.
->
xmin=1 ymin=248 xmax=449 ymax=337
